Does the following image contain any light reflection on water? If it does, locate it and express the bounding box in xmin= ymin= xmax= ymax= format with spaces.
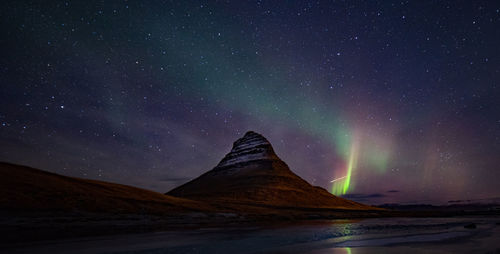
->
xmin=17 ymin=217 xmax=499 ymax=254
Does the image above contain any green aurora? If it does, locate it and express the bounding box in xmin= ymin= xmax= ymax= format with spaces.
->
xmin=143 ymin=9 xmax=392 ymax=196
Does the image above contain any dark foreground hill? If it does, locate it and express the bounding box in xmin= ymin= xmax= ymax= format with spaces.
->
xmin=168 ymin=131 xmax=373 ymax=211
xmin=0 ymin=162 xmax=212 ymax=215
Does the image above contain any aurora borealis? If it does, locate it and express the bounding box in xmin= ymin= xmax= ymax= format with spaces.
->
xmin=1 ymin=1 xmax=500 ymax=205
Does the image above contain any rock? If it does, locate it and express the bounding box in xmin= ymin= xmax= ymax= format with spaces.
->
xmin=216 ymin=131 xmax=279 ymax=169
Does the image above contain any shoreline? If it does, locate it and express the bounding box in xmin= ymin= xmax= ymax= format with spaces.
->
xmin=2 ymin=208 xmax=499 ymax=244
xmin=3 ymin=216 xmax=499 ymax=254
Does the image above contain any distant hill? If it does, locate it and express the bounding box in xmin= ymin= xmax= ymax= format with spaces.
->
xmin=168 ymin=131 xmax=373 ymax=211
xmin=0 ymin=162 xmax=212 ymax=215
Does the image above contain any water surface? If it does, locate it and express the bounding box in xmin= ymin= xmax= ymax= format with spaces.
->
xmin=7 ymin=216 xmax=500 ymax=254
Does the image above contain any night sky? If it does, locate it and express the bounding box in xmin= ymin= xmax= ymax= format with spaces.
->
xmin=2 ymin=1 xmax=500 ymax=205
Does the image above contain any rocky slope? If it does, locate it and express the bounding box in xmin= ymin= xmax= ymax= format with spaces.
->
xmin=168 ymin=131 xmax=372 ymax=210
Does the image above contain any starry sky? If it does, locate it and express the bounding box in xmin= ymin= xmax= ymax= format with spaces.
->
xmin=1 ymin=1 xmax=500 ymax=205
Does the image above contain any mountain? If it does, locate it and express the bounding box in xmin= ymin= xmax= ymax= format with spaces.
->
xmin=0 ymin=162 xmax=212 ymax=215
xmin=168 ymin=131 xmax=371 ymax=210
xmin=0 ymin=131 xmax=375 ymax=224
xmin=0 ymin=133 xmax=381 ymax=243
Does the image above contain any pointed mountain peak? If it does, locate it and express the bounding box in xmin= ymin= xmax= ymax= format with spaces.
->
xmin=234 ymin=131 xmax=270 ymax=147
xmin=167 ymin=131 xmax=372 ymax=210
xmin=216 ymin=131 xmax=279 ymax=168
